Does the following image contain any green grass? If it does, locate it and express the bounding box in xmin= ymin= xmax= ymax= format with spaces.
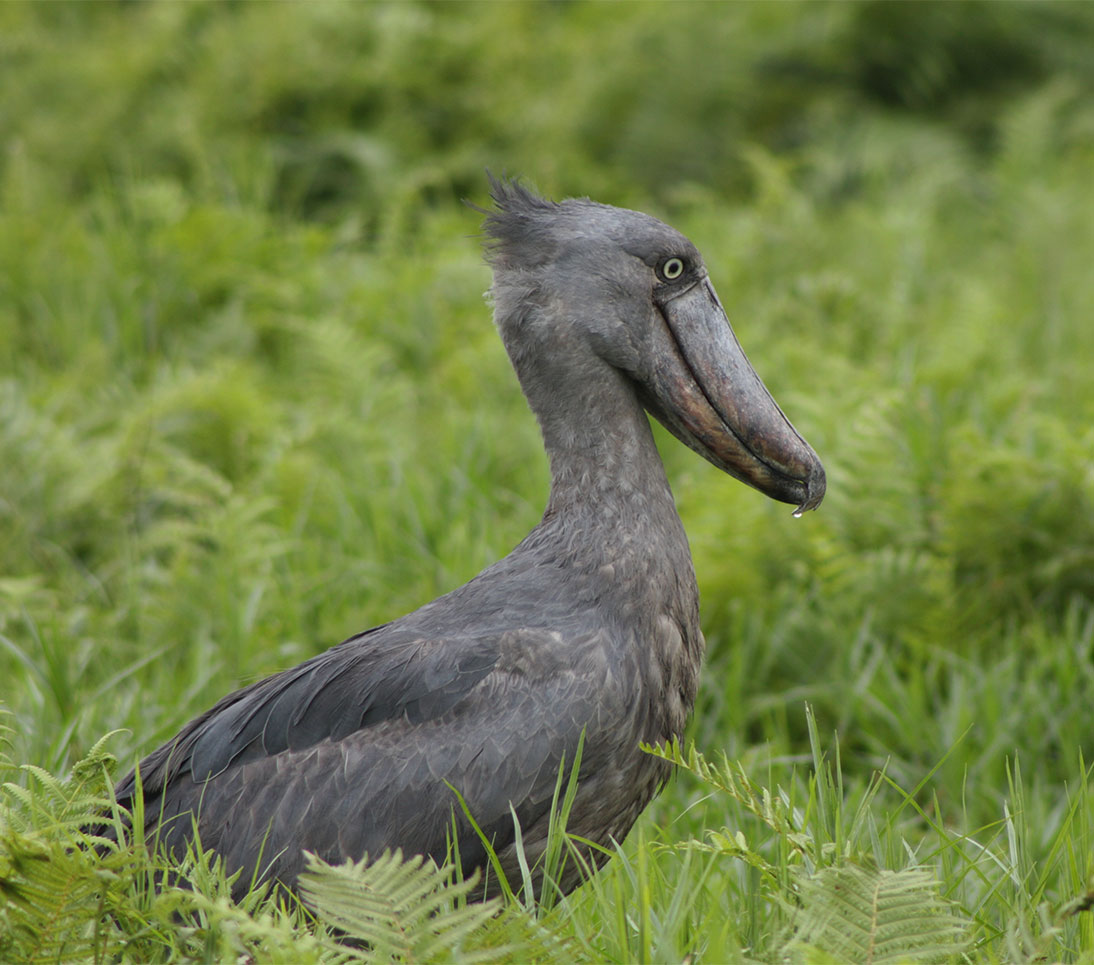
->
xmin=2 ymin=1 xmax=1094 ymax=960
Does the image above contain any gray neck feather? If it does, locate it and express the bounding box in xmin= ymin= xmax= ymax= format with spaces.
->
xmin=497 ymin=296 xmax=694 ymax=592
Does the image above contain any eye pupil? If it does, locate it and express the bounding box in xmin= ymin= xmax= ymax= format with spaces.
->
xmin=662 ymin=257 xmax=684 ymax=280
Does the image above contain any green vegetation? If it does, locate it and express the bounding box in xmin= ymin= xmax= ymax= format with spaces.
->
xmin=2 ymin=1 xmax=1093 ymax=960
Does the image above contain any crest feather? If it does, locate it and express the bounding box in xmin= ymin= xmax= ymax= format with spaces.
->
xmin=477 ymin=174 xmax=560 ymax=268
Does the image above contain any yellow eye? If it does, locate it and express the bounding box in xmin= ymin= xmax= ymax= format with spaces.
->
xmin=660 ymin=257 xmax=685 ymax=281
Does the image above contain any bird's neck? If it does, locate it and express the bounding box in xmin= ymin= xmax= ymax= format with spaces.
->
xmin=513 ymin=344 xmax=704 ymax=745
xmin=521 ymin=358 xmax=672 ymax=513
xmin=513 ymin=346 xmax=692 ymax=572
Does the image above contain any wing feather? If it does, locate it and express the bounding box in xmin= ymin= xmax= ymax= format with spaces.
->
xmin=116 ymin=624 xmax=498 ymax=794
xmin=116 ymin=621 xmax=617 ymax=897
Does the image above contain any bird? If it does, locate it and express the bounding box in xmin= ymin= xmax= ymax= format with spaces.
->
xmin=111 ymin=177 xmax=825 ymax=901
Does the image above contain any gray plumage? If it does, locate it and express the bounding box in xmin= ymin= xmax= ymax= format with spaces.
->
xmin=113 ymin=178 xmax=825 ymax=899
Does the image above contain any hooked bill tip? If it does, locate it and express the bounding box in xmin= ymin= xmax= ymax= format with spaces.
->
xmin=791 ymin=462 xmax=826 ymax=517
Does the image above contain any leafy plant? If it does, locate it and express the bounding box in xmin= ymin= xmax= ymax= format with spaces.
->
xmin=788 ymin=865 xmax=966 ymax=964
xmin=298 ymin=850 xmax=564 ymax=963
xmin=3 ymin=2 xmax=1094 ymax=960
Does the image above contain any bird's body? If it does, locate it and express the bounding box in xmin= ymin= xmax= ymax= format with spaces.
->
xmin=114 ymin=179 xmax=824 ymax=899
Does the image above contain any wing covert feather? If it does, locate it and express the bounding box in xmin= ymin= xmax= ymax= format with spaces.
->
xmin=116 ymin=623 xmax=502 ymax=797
xmin=166 ymin=634 xmax=612 ymax=891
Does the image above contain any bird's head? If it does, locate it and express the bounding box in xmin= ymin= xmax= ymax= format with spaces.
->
xmin=480 ymin=177 xmax=825 ymax=514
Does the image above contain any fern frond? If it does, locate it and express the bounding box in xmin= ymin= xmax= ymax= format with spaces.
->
xmin=787 ymin=865 xmax=968 ymax=964
xmin=298 ymin=850 xmax=506 ymax=962
xmin=0 ymin=828 xmax=116 ymax=964
xmin=299 ymin=849 xmax=572 ymax=963
xmin=0 ymin=737 xmax=144 ymax=964
xmin=676 ymin=827 xmax=780 ymax=881
xmin=645 ymin=739 xmax=814 ymax=860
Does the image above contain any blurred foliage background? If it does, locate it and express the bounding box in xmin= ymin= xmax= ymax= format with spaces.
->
xmin=1 ymin=0 xmax=1093 ymax=930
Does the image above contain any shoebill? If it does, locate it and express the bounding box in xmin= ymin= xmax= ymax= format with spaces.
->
xmin=112 ymin=177 xmax=825 ymax=899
